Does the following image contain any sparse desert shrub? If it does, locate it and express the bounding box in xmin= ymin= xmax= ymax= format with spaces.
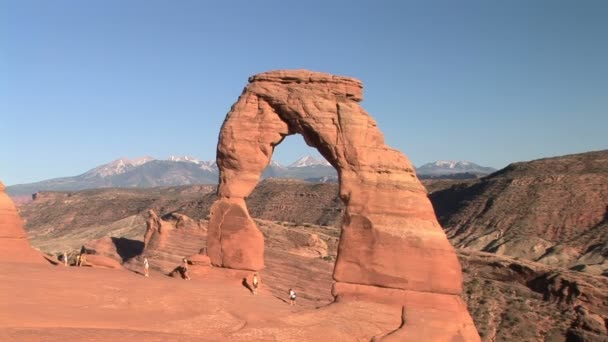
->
xmin=321 ymin=255 xmax=334 ymax=262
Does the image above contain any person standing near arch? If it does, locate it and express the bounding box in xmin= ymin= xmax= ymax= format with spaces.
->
xmin=143 ymin=257 xmax=149 ymax=277
xmin=252 ymin=273 xmax=259 ymax=295
xmin=181 ymin=258 xmax=191 ymax=280
xmin=289 ymin=288 xmax=297 ymax=306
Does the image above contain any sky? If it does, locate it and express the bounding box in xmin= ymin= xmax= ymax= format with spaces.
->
xmin=1 ymin=0 xmax=607 ymax=185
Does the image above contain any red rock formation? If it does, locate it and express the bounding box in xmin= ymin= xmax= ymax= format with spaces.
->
xmin=81 ymin=254 xmax=124 ymax=269
xmin=140 ymin=210 xmax=207 ymax=272
xmin=187 ymin=253 xmax=211 ymax=266
xmin=143 ymin=209 xmax=162 ymax=248
xmin=207 ymin=70 xmax=479 ymax=340
xmin=0 ymin=181 xmax=45 ymax=263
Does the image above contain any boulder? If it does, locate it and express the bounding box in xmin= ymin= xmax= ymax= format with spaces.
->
xmin=81 ymin=254 xmax=124 ymax=269
xmin=187 ymin=253 xmax=211 ymax=266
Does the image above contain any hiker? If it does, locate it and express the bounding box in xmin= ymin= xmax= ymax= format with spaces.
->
xmin=143 ymin=257 xmax=149 ymax=277
xmin=75 ymin=254 xmax=81 ymax=267
xmin=79 ymin=253 xmax=87 ymax=267
xmin=181 ymin=258 xmax=191 ymax=280
xmin=63 ymin=251 xmax=68 ymax=266
xmin=289 ymin=288 xmax=297 ymax=306
xmin=496 ymin=228 xmax=504 ymax=239
xmin=252 ymin=273 xmax=259 ymax=295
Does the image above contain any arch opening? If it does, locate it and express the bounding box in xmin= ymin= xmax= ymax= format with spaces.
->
xmin=252 ymin=133 xmax=341 ymax=306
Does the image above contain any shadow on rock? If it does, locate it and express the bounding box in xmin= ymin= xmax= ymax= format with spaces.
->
xmin=111 ymin=237 xmax=144 ymax=262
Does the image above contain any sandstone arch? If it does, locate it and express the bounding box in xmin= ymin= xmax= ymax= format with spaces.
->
xmin=207 ymin=70 xmax=479 ymax=340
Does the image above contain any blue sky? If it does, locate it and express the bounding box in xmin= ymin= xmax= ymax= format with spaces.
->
xmin=1 ymin=0 xmax=607 ymax=185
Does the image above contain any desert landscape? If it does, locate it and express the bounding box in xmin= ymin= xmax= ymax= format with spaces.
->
xmin=3 ymin=1 xmax=608 ymax=339
xmin=3 ymin=70 xmax=483 ymax=341
xmin=2 ymin=70 xmax=608 ymax=342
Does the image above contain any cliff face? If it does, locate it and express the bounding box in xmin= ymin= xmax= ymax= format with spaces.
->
xmin=431 ymin=150 xmax=608 ymax=275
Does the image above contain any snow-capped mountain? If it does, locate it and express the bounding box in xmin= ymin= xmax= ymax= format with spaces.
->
xmin=288 ymin=155 xmax=331 ymax=168
xmin=167 ymin=155 xmax=201 ymax=164
xmin=83 ymin=156 xmax=155 ymax=178
xmin=416 ymin=161 xmax=496 ymax=178
xmin=268 ymin=160 xmax=286 ymax=169
xmin=431 ymin=161 xmax=471 ymax=169
xmin=167 ymin=155 xmax=217 ymax=172
xmin=6 ymin=155 xmax=336 ymax=197
xmin=6 ymin=155 xmax=501 ymax=198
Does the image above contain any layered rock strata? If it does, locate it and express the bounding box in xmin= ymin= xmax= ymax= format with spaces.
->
xmin=207 ymin=70 xmax=479 ymax=340
xmin=141 ymin=210 xmax=207 ymax=272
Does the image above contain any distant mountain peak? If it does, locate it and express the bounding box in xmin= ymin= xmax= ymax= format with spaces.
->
xmin=288 ymin=155 xmax=331 ymax=168
xmin=83 ymin=156 xmax=156 ymax=178
xmin=432 ymin=160 xmax=471 ymax=169
xmin=131 ymin=156 xmax=156 ymax=166
xmin=268 ymin=160 xmax=286 ymax=169
xmin=167 ymin=155 xmax=201 ymax=164
xmin=417 ymin=160 xmax=496 ymax=177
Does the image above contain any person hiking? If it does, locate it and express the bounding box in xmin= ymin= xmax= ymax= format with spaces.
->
xmin=143 ymin=257 xmax=150 ymax=277
xmin=79 ymin=253 xmax=87 ymax=267
xmin=181 ymin=258 xmax=191 ymax=280
xmin=252 ymin=273 xmax=259 ymax=295
xmin=75 ymin=254 xmax=81 ymax=267
xmin=289 ymin=288 xmax=297 ymax=306
xmin=63 ymin=251 xmax=68 ymax=266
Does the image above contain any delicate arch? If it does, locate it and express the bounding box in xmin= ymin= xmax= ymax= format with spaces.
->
xmin=206 ymin=70 xmax=479 ymax=340
xmin=208 ymin=70 xmax=462 ymax=293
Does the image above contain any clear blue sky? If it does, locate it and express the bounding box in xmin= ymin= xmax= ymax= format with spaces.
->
xmin=2 ymin=0 xmax=607 ymax=185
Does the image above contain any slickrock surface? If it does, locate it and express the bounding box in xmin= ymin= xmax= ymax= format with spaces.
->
xmin=4 ymin=224 xmax=606 ymax=341
xmin=0 ymin=261 xmax=404 ymax=342
xmin=207 ymin=70 xmax=478 ymax=340
xmin=0 ymin=181 xmax=45 ymax=263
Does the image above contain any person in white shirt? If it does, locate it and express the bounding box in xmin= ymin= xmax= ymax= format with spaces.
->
xmin=252 ymin=273 xmax=259 ymax=295
xmin=143 ymin=257 xmax=150 ymax=277
xmin=289 ymin=288 xmax=297 ymax=306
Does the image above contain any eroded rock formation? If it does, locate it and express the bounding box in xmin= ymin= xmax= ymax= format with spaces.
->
xmin=141 ymin=209 xmax=207 ymax=272
xmin=207 ymin=70 xmax=479 ymax=340
xmin=0 ymin=181 xmax=45 ymax=263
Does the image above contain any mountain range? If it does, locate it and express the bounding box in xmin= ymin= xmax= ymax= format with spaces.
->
xmin=416 ymin=161 xmax=496 ymax=179
xmin=5 ymin=155 xmax=335 ymax=197
xmin=5 ymin=155 xmax=495 ymax=198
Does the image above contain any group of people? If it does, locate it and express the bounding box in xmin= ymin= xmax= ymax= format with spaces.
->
xmin=251 ymin=273 xmax=297 ymax=306
xmin=61 ymin=251 xmax=87 ymax=267
xmin=141 ymin=258 xmax=297 ymax=305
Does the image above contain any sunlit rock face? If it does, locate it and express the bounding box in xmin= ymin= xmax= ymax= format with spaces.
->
xmin=207 ymin=70 xmax=480 ymax=341
xmin=0 ymin=181 xmax=45 ymax=263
